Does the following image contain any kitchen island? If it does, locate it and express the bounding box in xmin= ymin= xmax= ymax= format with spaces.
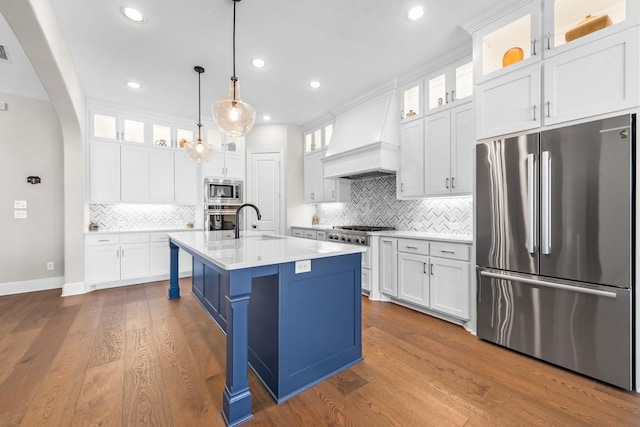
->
xmin=166 ymin=231 xmax=365 ymax=427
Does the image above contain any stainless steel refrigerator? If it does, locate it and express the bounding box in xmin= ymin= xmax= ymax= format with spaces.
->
xmin=476 ymin=113 xmax=634 ymax=390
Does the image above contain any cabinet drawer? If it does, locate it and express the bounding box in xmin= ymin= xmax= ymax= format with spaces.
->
xmin=121 ymin=233 xmax=150 ymax=244
xmin=292 ymin=228 xmax=304 ymax=238
xmin=316 ymin=231 xmax=326 ymax=241
xmin=430 ymin=241 xmax=469 ymax=261
xmin=303 ymin=230 xmax=317 ymax=239
xmin=86 ymin=234 xmax=120 ymax=246
xmin=398 ymin=239 xmax=429 ymax=255
xmin=149 ymin=232 xmax=169 ymax=243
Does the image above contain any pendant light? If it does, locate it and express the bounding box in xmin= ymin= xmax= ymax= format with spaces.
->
xmin=212 ymin=0 xmax=256 ymax=137
xmin=186 ymin=66 xmax=213 ymax=163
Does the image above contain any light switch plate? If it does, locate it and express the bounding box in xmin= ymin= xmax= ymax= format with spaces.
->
xmin=295 ymin=259 xmax=311 ymax=274
xmin=0 ymin=102 xmax=6 ymax=111
xmin=14 ymin=210 xmax=27 ymax=219
xmin=14 ymin=200 xmax=27 ymax=209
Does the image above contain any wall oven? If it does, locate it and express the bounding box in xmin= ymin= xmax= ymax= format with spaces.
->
xmin=205 ymin=178 xmax=243 ymax=205
xmin=205 ymin=205 xmax=243 ymax=233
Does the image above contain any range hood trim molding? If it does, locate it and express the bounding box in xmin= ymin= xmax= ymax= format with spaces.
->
xmin=323 ymin=141 xmax=398 ymax=179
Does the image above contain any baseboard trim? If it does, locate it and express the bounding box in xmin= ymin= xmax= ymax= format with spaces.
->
xmin=0 ymin=276 xmax=64 ymax=296
xmin=61 ymin=281 xmax=87 ymax=297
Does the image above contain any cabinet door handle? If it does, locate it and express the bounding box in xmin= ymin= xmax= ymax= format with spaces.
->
xmin=546 ymin=101 xmax=551 ymax=118
xmin=532 ymin=39 xmax=538 ymax=56
xmin=401 ymin=109 xmax=405 ymax=119
xmin=445 ymin=178 xmax=449 ymax=189
xmin=332 ymin=190 xmax=335 ymax=199
xmin=545 ymin=32 xmax=551 ymax=50
xmin=423 ymin=263 xmax=427 ymax=274
xmin=451 ymin=177 xmax=455 ymax=189
xmin=451 ymin=90 xmax=455 ymax=102
xmin=116 ymin=248 xmax=120 ymax=258
xmin=430 ymin=264 xmax=434 ymax=275
xmin=311 ymin=192 xmax=314 ymax=200
xmin=121 ymin=248 xmax=124 ymax=257
xmin=445 ymin=92 xmax=449 ymax=104
xmin=532 ymin=105 xmax=537 ymax=121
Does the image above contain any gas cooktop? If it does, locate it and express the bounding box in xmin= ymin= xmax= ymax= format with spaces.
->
xmin=328 ymin=226 xmax=395 ymax=245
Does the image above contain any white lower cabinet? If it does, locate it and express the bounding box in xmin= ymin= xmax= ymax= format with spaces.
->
xmin=379 ymin=236 xmax=471 ymax=322
xmin=379 ymin=237 xmax=398 ymax=296
xmin=397 ymin=252 xmax=430 ymax=307
xmin=429 ymin=257 xmax=470 ymax=320
xmin=86 ymin=231 xmax=191 ymax=289
xmin=361 ymin=268 xmax=371 ymax=292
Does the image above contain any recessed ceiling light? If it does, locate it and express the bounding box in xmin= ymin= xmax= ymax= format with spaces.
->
xmin=122 ymin=7 xmax=144 ymax=23
xmin=263 ymin=115 xmax=271 ymax=121
xmin=406 ymin=6 xmax=427 ymax=21
xmin=126 ymin=81 xmax=141 ymax=89
xmin=251 ymin=58 xmax=265 ymax=68
xmin=309 ymin=81 xmax=321 ymax=89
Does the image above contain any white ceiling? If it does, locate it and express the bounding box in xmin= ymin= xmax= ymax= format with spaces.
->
xmin=2 ymin=0 xmax=516 ymax=128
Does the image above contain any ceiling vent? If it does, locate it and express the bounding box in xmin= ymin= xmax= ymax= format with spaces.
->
xmin=0 ymin=45 xmax=10 ymax=62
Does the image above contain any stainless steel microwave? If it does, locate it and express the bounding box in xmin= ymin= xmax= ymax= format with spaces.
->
xmin=205 ymin=178 xmax=243 ymax=205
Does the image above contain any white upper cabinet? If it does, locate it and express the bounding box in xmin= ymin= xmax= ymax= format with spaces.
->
xmin=89 ymin=141 xmax=120 ymax=203
xmin=400 ymin=80 xmax=424 ymax=123
xmin=203 ymin=128 xmax=246 ymax=180
xmin=473 ymin=1 xmax=541 ymax=84
xmin=120 ymin=145 xmax=150 ymax=202
xmin=149 ymin=150 xmax=175 ymax=203
xmin=426 ymin=57 xmax=473 ymax=114
xmin=398 ymin=119 xmax=424 ymax=198
xmin=174 ymin=152 xmax=198 ymax=204
xmin=543 ymin=0 xmax=637 ymax=57
xmin=304 ymin=150 xmax=324 ymax=203
xmin=90 ymin=109 xmax=145 ymax=144
xmin=472 ymin=0 xmax=638 ymax=138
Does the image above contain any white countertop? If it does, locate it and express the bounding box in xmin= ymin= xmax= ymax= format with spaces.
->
xmin=369 ymin=230 xmax=473 ymax=244
xmin=85 ymin=227 xmax=202 ymax=235
xmin=167 ymin=230 xmax=365 ymax=271
xmin=290 ymin=225 xmax=334 ymax=231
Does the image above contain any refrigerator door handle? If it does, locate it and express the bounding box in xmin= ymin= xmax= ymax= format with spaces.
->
xmin=527 ymin=153 xmax=537 ymax=254
xmin=541 ymin=151 xmax=551 ymax=255
xmin=479 ymin=270 xmax=617 ymax=298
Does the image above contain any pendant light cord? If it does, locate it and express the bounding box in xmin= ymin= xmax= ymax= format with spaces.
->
xmin=232 ymin=0 xmax=237 ymax=101
xmin=198 ymin=70 xmax=202 ymax=139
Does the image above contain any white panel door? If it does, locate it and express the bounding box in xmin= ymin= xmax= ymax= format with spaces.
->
xmin=398 ymin=120 xmax=424 ymax=198
xmin=174 ymin=152 xmax=198 ymax=204
xmin=429 ymin=257 xmax=470 ymax=320
xmin=424 ymin=111 xmax=451 ymax=196
xmin=85 ymin=244 xmax=120 ymax=284
xmin=247 ymin=151 xmax=283 ymax=234
xmin=475 ymin=64 xmax=541 ymax=139
xmin=121 ymin=145 xmax=149 ymax=202
xmin=89 ymin=141 xmax=120 ymax=202
xmin=543 ymin=27 xmax=639 ymax=127
xmin=120 ymin=243 xmax=149 ymax=280
xmin=450 ymin=103 xmax=474 ymax=195
xmin=397 ymin=252 xmax=429 ymax=308
xmin=379 ymin=237 xmax=398 ymax=297
xmin=149 ymin=150 xmax=174 ymax=203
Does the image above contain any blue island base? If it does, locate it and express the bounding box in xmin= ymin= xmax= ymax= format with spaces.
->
xmin=191 ymin=253 xmax=363 ymax=406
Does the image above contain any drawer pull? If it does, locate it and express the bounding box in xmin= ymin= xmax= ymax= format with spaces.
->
xmin=440 ymin=250 xmax=456 ymax=254
xmin=406 ymin=246 xmax=418 ymax=250
xmin=98 ymin=239 xmax=109 ymax=242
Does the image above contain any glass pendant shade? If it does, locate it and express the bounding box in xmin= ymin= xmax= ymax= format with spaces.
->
xmin=213 ymin=78 xmax=256 ymax=137
xmin=185 ymin=125 xmax=213 ymax=163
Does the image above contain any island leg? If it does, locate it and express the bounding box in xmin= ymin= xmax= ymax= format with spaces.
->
xmin=221 ymin=269 xmax=253 ymax=426
xmin=168 ymin=241 xmax=180 ymax=300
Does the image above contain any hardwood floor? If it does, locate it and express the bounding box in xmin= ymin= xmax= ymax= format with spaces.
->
xmin=1 ymin=280 xmax=638 ymax=426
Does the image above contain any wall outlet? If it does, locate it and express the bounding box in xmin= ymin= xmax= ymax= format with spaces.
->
xmin=295 ymin=259 xmax=311 ymax=274
xmin=14 ymin=210 xmax=27 ymax=219
xmin=47 ymin=262 xmax=54 ymax=271
xmin=14 ymin=200 xmax=27 ymax=209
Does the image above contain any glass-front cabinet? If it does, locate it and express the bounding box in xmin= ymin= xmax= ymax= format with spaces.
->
xmin=400 ymin=80 xmax=423 ymax=123
xmin=90 ymin=110 xmax=146 ymax=144
xmin=304 ymin=123 xmax=333 ymax=153
xmin=426 ymin=57 xmax=473 ymax=113
xmin=544 ymin=0 xmax=634 ymax=54
xmin=474 ymin=0 xmax=637 ymax=83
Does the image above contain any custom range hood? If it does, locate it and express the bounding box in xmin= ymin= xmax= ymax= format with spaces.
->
xmin=323 ymin=89 xmax=399 ymax=179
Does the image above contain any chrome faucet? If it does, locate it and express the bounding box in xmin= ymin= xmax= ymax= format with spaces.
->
xmin=235 ymin=203 xmax=262 ymax=238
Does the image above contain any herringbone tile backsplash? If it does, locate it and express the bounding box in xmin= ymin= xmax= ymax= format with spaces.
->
xmin=89 ymin=204 xmax=196 ymax=231
xmin=316 ymin=175 xmax=472 ymax=234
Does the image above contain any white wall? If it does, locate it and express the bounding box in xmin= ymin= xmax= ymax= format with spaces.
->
xmin=245 ymin=124 xmax=314 ymax=231
xmin=0 ymin=92 xmax=64 ymax=284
